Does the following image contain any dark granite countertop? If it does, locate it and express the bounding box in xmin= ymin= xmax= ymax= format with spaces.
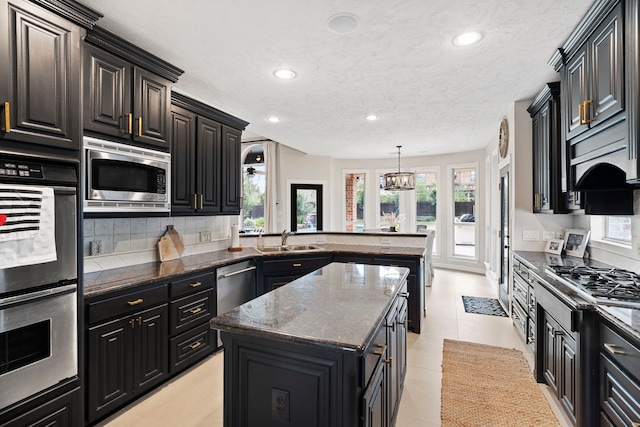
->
xmin=209 ymin=262 xmax=409 ymax=354
xmin=84 ymin=243 xmax=425 ymax=298
xmin=514 ymin=250 xmax=640 ymax=341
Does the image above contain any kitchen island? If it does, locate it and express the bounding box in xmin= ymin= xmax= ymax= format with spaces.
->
xmin=210 ymin=262 xmax=409 ymax=427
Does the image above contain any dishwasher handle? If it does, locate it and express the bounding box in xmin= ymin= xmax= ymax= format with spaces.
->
xmin=218 ymin=266 xmax=256 ymax=279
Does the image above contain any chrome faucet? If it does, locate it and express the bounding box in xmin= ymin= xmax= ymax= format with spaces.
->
xmin=281 ymin=229 xmax=291 ymax=246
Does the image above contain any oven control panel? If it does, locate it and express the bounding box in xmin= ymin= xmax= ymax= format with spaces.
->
xmin=0 ymin=160 xmax=44 ymax=179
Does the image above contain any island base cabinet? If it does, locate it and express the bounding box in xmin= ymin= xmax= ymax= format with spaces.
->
xmin=220 ymin=334 xmax=349 ymax=427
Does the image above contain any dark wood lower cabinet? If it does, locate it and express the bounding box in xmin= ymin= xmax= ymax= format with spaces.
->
xmin=87 ymin=304 xmax=168 ymax=424
xmin=0 ymin=386 xmax=81 ymax=427
xmin=599 ymin=320 xmax=640 ymax=427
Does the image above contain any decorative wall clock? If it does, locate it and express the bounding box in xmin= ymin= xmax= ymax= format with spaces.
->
xmin=499 ymin=118 xmax=509 ymax=158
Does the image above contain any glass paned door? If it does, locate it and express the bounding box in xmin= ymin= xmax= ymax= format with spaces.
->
xmin=291 ymin=184 xmax=323 ymax=232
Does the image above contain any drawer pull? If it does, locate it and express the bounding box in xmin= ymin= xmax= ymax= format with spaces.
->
xmin=400 ymin=292 xmax=410 ymax=299
xmin=127 ymin=298 xmax=144 ymax=306
xmin=604 ymin=342 xmax=626 ymax=356
xmin=190 ymin=307 xmax=202 ymax=315
xmin=631 ymin=423 xmax=640 ymax=427
xmin=384 ymin=356 xmax=393 ymax=367
xmin=190 ymin=282 xmax=203 ymax=288
xmin=190 ymin=341 xmax=202 ymax=350
xmin=292 ymin=263 xmax=302 ymax=267
xmin=373 ymin=344 xmax=387 ymax=356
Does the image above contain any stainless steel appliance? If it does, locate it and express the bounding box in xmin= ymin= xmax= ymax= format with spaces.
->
xmin=83 ymin=136 xmax=171 ymax=214
xmin=546 ymin=265 xmax=640 ymax=308
xmin=216 ymin=260 xmax=257 ymax=347
xmin=0 ymin=156 xmax=79 ymax=412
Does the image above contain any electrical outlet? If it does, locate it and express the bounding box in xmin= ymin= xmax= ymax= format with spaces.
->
xmin=272 ymin=388 xmax=289 ymax=422
xmin=522 ymin=230 xmax=540 ymax=241
xmin=316 ymin=235 xmax=327 ymax=243
xmin=542 ymin=231 xmax=554 ymax=241
xmin=381 ymin=237 xmax=391 ymax=245
xmin=199 ymin=231 xmax=212 ymax=242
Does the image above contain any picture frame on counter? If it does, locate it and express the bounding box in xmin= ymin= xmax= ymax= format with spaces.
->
xmin=563 ymin=229 xmax=590 ymax=258
xmin=544 ymin=238 xmax=564 ymax=255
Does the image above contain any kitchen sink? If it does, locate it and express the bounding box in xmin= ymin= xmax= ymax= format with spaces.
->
xmin=257 ymin=244 xmax=322 ymax=253
xmin=286 ymin=244 xmax=322 ymax=251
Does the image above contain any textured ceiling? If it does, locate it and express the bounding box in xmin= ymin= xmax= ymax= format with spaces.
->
xmin=80 ymin=0 xmax=593 ymax=159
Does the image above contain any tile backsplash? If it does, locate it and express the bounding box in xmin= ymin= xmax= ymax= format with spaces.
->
xmin=84 ymin=215 xmax=233 ymax=273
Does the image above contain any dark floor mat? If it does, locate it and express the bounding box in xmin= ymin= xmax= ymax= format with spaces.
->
xmin=461 ymin=296 xmax=508 ymax=317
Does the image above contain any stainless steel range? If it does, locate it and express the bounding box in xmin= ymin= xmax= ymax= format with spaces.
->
xmin=545 ymin=265 xmax=640 ymax=308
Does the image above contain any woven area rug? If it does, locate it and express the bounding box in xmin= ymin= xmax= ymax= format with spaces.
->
xmin=441 ymin=339 xmax=560 ymax=427
xmin=461 ymin=296 xmax=507 ymax=317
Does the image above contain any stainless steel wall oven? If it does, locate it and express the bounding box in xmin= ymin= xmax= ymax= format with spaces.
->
xmin=0 ymin=156 xmax=79 ymax=413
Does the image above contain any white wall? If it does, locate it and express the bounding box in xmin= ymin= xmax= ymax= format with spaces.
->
xmin=272 ymin=144 xmax=488 ymax=273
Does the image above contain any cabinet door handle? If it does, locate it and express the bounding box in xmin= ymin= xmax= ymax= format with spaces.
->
xmin=129 ymin=319 xmax=135 ymax=328
xmin=3 ymin=102 xmax=9 ymax=133
xmin=553 ymin=329 xmax=564 ymax=336
xmin=193 ymin=194 xmax=198 ymax=209
xmin=127 ymin=298 xmax=144 ymax=306
xmin=292 ymin=263 xmax=302 ymax=267
xmin=200 ymin=194 xmax=204 ymax=209
xmin=138 ymin=116 xmax=143 ymax=136
xmin=583 ymin=100 xmax=593 ymax=124
xmin=578 ymin=102 xmax=584 ymax=125
xmin=400 ymin=292 xmax=410 ymax=299
xmin=190 ymin=281 xmax=203 ymax=288
xmin=137 ymin=316 xmax=142 ymax=326
xmin=190 ymin=341 xmax=202 ymax=350
xmin=384 ymin=356 xmax=393 ymax=367
xmin=190 ymin=307 xmax=202 ymax=315
xmin=604 ymin=342 xmax=626 ymax=355
xmin=373 ymin=344 xmax=387 ymax=356
xmin=128 ymin=113 xmax=133 ymax=134
xmin=631 ymin=422 xmax=640 ymax=427
xmin=386 ymin=321 xmax=396 ymax=332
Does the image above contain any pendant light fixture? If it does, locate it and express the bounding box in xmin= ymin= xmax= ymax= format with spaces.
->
xmin=383 ymin=146 xmax=415 ymax=191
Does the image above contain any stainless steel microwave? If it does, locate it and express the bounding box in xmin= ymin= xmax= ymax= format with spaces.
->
xmin=83 ymin=137 xmax=171 ymax=213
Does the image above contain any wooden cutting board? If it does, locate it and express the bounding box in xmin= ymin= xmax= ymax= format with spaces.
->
xmin=166 ymin=225 xmax=184 ymax=256
xmin=158 ymin=225 xmax=184 ymax=262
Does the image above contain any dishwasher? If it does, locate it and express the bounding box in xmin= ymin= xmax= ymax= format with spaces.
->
xmin=216 ymin=259 xmax=257 ymax=347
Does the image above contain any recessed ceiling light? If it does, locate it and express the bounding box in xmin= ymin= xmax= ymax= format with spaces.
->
xmin=452 ymin=31 xmax=482 ymax=46
xmin=328 ymin=13 xmax=359 ymax=34
xmin=267 ymin=116 xmax=281 ymax=123
xmin=273 ymin=69 xmax=297 ymax=79
xmin=365 ymin=115 xmax=380 ymax=121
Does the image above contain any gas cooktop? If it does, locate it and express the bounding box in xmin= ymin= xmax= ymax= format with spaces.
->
xmin=545 ymin=265 xmax=640 ymax=307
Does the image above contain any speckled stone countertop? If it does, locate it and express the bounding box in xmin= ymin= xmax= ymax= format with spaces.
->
xmin=210 ymin=262 xmax=409 ymax=354
xmin=84 ymin=244 xmax=424 ymax=298
xmin=514 ymin=251 xmax=640 ymax=340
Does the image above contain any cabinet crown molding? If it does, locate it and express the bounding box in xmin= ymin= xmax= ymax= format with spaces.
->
xmin=85 ymin=26 xmax=184 ymax=83
xmin=548 ymin=0 xmax=621 ymax=70
xmin=527 ymin=82 xmax=561 ymax=116
xmin=30 ymin=0 xmax=102 ymax=29
xmin=171 ymin=92 xmax=249 ymax=130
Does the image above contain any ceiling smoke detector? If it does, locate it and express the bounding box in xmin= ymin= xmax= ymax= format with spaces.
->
xmin=328 ymin=13 xmax=359 ymax=34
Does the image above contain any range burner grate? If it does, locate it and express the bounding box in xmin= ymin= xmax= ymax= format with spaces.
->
xmin=546 ymin=265 xmax=640 ymax=302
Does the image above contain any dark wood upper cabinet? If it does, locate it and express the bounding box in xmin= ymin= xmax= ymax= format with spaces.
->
xmin=84 ymin=27 xmax=182 ymax=152
xmin=170 ymin=92 xmax=248 ymax=216
xmin=550 ymin=0 xmax=628 ymax=188
xmin=0 ymin=0 xmax=98 ymax=158
xmin=528 ymin=82 xmax=577 ymax=214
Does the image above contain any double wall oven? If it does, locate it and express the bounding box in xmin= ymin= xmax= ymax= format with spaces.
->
xmin=0 ymin=156 xmax=79 ymax=413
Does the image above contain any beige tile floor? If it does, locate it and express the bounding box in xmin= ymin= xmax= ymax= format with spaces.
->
xmin=96 ymin=268 xmax=571 ymax=427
